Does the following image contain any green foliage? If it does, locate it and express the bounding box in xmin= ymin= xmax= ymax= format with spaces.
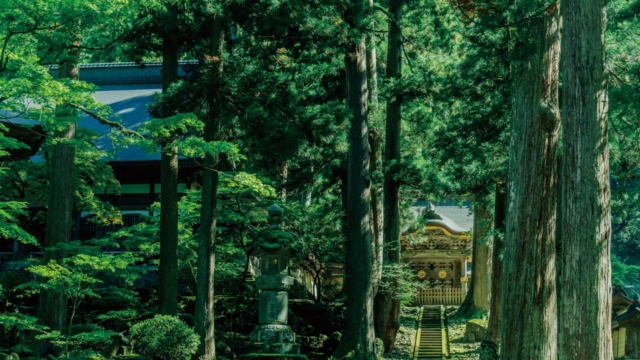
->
xmin=607 ymin=0 xmax=640 ymax=274
xmin=139 ymin=113 xmax=202 ymax=141
xmin=20 ymin=241 xmax=141 ymax=295
xmin=0 ymin=127 xmax=38 ymax=247
xmin=0 ymin=312 xmax=47 ymax=334
xmin=612 ymin=254 xmax=640 ymax=290
xmin=129 ymin=315 xmax=199 ymax=360
xmin=0 ymin=353 xmax=19 ymax=360
xmin=0 ymin=241 xmax=142 ymax=357
xmin=253 ymin=229 xmax=297 ymax=251
xmin=0 ymin=201 xmax=37 ymax=246
xmin=377 ymin=263 xmax=427 ymax=303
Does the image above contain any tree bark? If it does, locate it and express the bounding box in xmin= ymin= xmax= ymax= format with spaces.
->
xmin=457 ymin=205 xmax=491 ymax=317
xmin=366 ymin=0 xmax=378 ymax=109
xmin=158 ymin=0 xmax=179 ymax=316
xmin=472 ymin=206 xmax=491 ymax=312
xmin=457 ymin=238 xmax=476 ymax=317
xmin=487 ymin=183 xmax=506 ymax=344
xmin=366 ymin=0 xmax=382 ymax=298
xmin=373 ymin=0 xmax=403 ymax=351
xmin=332 ymin=28 xmax=375 ymax=359
xmin=39 ymin=39 xmax=80 ymax=356
xmin=559 ymin=0 xmax=613 ymax=358
xmin=280 ymin=161 xmax=288 ymax=203
xmin=369 ymin=130 xmax=383 ymax=296
xmin=500 ymin=5 xmax=560 ymax=359
xmin=195 ymin=17 xmax=224 ymax=360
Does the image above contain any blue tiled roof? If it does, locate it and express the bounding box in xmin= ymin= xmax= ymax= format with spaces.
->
xmin=4 ymin=62 xmax=200 ymax=163
xmin=432 ymin=205 xmax=474 ymax=232
xmin=48 ymin=60 xmax=199 ymax=85
xmin=75 ymin=62 xmax=199 ymax=162
xmin=88 ymin=84 xmax=162 ymax=162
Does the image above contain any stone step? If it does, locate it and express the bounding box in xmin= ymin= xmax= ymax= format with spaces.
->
xmin=413 ymin=306 xmax=445 ymax=360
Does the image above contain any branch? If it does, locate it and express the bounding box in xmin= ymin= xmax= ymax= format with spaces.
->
xmin=67 ymin=103 xmax=144 ymax=139
xmin=0 ymin=33 xmax=11 ymax=72
xmin=607 ymin=65 xmax=627 ymax=85
xmin=67 ymin=36 xmax=122 ymax=51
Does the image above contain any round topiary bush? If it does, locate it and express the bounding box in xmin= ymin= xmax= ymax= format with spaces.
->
xmin=129 ymin=315 xmax=199 ymax=359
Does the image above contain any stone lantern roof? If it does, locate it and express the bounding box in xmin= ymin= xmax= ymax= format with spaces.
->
xmin=250 ymin=204 xmax=299 ymax=257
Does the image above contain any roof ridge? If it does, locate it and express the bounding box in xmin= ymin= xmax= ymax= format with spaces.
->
xmin=46 ymin=60 xmax=199 ymax=69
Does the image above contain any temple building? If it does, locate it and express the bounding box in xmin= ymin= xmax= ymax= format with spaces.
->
xmin=402 ymin=201 xmax=473 ymax=305
xmin=613 ymin=285 xmax=640 ymax=359
xmin=0 ymin=62 xmax=200 ymax=259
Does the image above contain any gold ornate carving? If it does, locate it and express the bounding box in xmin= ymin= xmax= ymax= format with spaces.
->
xmin=438 ymin=270 xmax=448 ymax=279
xmin=405 ymin=237 xmax=472 ymax=252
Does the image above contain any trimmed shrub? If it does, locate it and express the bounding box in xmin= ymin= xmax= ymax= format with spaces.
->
xmin=129 ymin=315 xmax=199 ymax=359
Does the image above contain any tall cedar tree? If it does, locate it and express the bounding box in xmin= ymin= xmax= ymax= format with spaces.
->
xmin=457 ymin=207 xmax=491 ymax=316
xmin=456 ymin=205 xmax=491 ymax=317
xmin=369 ymin=130 xmax=383 ymax=296
xmin=367 ymin=0 xmax=382 ymax=296
xmin=487 ymin=183 xmax=506 ymax=343
xmin=333 ymin=1 xmax=376 ymax=357
xmin=374 ymin=0 xmax=403 ymax=351
xmin=500 ymin=3 xmax=560 ymax=359
xmin=559 ymin=0 xmax=613 ymax=357
xmin=472 ymin=206 xmax=491 ymax=311
xmin=194 ymin=16 xmax=225 ymax=360
xmin=158 ymin=0 xmax=180 ymax=316
xmin=39 ymin=40 xmax=79 ymax=356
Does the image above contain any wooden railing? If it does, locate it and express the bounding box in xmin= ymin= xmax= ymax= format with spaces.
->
xmin=414 ymin=288 xmax=467 ymax=305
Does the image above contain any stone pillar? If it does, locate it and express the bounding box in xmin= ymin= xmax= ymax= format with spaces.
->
xmin=257 ymin=274 xmax=293 ymax=325
xmin=248 ymin=273 xmax=300 ymax=355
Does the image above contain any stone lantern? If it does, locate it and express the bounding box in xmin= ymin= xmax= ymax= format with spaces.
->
xmin=240 ymin=204 xmax=307 ymax=359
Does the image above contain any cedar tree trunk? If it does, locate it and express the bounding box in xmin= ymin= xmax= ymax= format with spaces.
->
xmin=369 ymin=130 xmax=383 ymax=296
xmin=457 ymin=205 xmax=491 ymax=317
xmin=38 ymin=52 xmax=80 ymax=357
xmin=195 ymin=17 xmax=225 ymax=360
xmin=487 ymin=183 xmax=506 ymax=344
xmin=472 ymin=206 xmax=491 ymax=312
xmin=158 ymin=0 xmax=180 ymax=316
xmin=373 ymin=0 xmax=403 ymax=351
xmin=366 ymin=0 xmax=378 ymax=109
xmin=39 ymin=41 xmax=80 ymax=356
xmin=500 ymin=6 xmax=560 ymax=359
xmin=559 ymin=0 xmax=613 ymax=358
xmin=458 ymin=255 xmax=476 ymax=317
xmin=332 ymin=31 xmax=376 ymax=358
xmin=366 ymin=0 xmax=382 ymax=296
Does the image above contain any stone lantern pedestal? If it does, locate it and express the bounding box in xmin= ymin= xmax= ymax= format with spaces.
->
xmin=239 ymin=204 xmax=307 ymax=360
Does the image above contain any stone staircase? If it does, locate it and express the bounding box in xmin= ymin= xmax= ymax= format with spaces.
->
xmin=413 ymin=306 xmax=444 ymax=360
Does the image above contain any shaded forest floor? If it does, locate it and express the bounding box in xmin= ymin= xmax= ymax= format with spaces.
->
xmin=382 ymin=306 xmax=421 ymax=359
xmin=445 ymin=306 xmax=481 ymax=360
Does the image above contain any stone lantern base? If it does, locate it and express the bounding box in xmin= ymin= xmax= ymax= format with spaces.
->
xmin=237 ymin=325 xmax=307 ymax=360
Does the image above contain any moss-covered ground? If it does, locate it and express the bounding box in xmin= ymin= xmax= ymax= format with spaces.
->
xmin=444 ymin=306 xmax=481 ymax=360
xmin=382 ymin=306 xmax=420 ymax=359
